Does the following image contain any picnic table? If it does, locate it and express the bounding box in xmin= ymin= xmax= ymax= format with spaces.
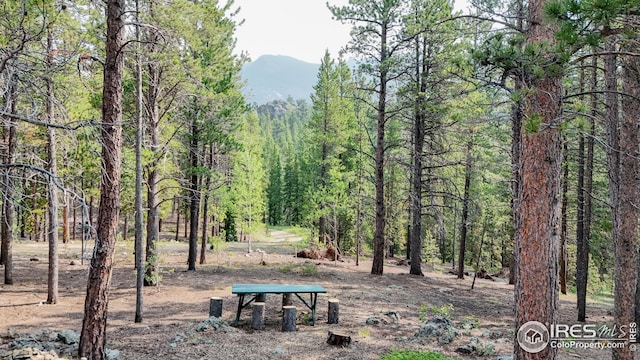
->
xmin=231 ymin=283 xmax=327 ymax=326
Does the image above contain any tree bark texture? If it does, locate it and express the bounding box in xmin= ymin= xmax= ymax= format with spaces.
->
xmin=371 ymin=20 xmax=388 ymax=276
xmin=251 ymin=302 xmax=265 ymax=330
xmin=209 ymin=297 xmax=223 ymax=318
xmin=1 ymin=73 xmax=17 ymax=285
xmin=514 ymin=0 xmax=562 ymax=358
xmin=46 ymin=28 xmax=59 ymax=304
xmin=458 ymin=139 xmax=473 ymax=279
xmin=612 ymin=26 xmax=640 ymax=360
xmin=187 ymin=117 xmax=200 ymax=271
xmin=144 ymin=28 xmax=161 ymax=285
xmin=282 ymin=306 xmax=296 ymax=332
xmin=134 ymin=0 xmax=145 ymax=323
xmin=327 ymin=298 xmax=339 ymax=324
xmin=200 ymin=144 xmax=212 ymax=265
xmin=559 ymin=141 xmax=568 ymax=296
xmin=79 ymin=0 xmax=125 ymax=358
xmin=1 ymin=97 xmax=17 ymax=285
xmin=409 ymin=34 xmax=428 ymax=276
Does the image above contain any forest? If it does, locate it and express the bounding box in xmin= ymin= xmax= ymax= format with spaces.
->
xmin=0 ymin=0 xmax=639 ymax=359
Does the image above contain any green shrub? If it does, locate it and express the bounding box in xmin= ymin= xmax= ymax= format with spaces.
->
xmin=301 ymin=263 xmax=318 ymax=276
xmin=379 ymin=350 xmax=454 ymax=360
xmin=419 ymin=303 xmax=454 ymax=322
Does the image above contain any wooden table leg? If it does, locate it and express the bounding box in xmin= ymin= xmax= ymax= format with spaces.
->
xmin=311 ymin=293 xmax=318 ymax=326
xmin=234 ymin=294 xmax=244 ymax=326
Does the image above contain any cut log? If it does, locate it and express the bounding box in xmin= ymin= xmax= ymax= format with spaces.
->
xmin=327 ymin=298 xmax=339 ymax=324
xmin=282 ymin=305 xmax=296 ymax=332
xmin=251 ymin=302 xmax=265 ymax=330
xmin=209 ymin=297 xmax=223 ymax=318
xmin=326 ymin=330 xmax=351 ymax=347
xmin=282 ymin=293 xmax=293 ymax=310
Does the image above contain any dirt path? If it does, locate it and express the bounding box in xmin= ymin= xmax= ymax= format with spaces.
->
xmin=0 ymin=238 xmax=620 ymax=360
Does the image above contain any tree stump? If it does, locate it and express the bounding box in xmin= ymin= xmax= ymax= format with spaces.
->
xmin=282 ymin=305 xmax=296 ymax=332
xmin=282 ymin=293 xmax=293 ymax=310
xmin=256 ymin=293 xmax=266 ymax=302
xmin=327 ymin=298 xmax=339 ymax=324
xmin=251 ymin=302 xmax=265 ymax=330
xmin=326 ymin=330 xmax=351 ymax=347
xmin=209 ymin=297 xmax=223 ymax=318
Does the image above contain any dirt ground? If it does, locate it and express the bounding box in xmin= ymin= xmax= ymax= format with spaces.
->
xmin=0 ymin=230 xmax=625 ymax=360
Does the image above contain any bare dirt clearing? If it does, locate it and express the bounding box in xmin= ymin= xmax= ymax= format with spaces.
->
xmin=0 ymin=236 xmax=618 ymax=359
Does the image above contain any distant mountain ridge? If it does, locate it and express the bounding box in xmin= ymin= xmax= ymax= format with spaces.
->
xmin=241 ymin=55 xmax=319 ymax=105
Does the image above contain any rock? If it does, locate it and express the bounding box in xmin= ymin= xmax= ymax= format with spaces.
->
xmin=455 ymin=337 xmax=496 ymax=356
xmin=497 ymin=356 xmax=513 ymax=360
xmin=456 ymin=336 xmax=480 ymax=354
xmin=481 ymin=329 xmax=503 ymax=339
xmin=272 ymin=347 xmax=285 ymax=355
xmin=195 ymin=316 xmax=238 ymax=332
xmin=414 ymin=315 xmax=460 ymax=345
xmin=57 ymin=330 xmax=79 ymax=345
xmin=3 ymin=329 xmax=107 ymax=360
xmin=477 ymin=341 xmax=495 ymax=356
xmin=438 ymin=288 xmax=453 ymax=295
xmin=384 ymin=311 xmax=400 ymax=323
xmin=365 ymin=317 xmax=380 ymax=325
xmin=3 ymin=348 xmax=62 ymax=360
xmin=105 ymin=349 xmax=119 ymax=360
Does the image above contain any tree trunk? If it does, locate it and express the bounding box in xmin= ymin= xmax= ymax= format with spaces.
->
xmin=514 ymin=0 xmax=562 ymax=358
xmin=612 ymin=26 xmax=640 ymax=360
xmin=409 ymin=35 xmax=427 ymax=276
xmin=200 ymin=144 xmax=212 ymax=265
xmin=575 ymin=118 xmax=588 ymax=321
xmin=134 ymin=0 xmax=145 ymax=323
xmin=78 ymin=0 xmax=125 ymax=357
xmin=144 ymin=14 xmax=161 ymax=286
xmin=371 ymin=20 xmax=388 ymax=276
xmin=72 ymin=199 xmax=76 ymax=241
xmin=175 ymin=203 xmax=180 ymax=242
xmin=559 ymin=141 xmax=568 ymax=296
xmin=1 ymin=71 xmax=17 ymax=284
xmin=62 ymin=192 xmax=69 ymax=244
xmin=508 ymin=0 xmax=525 ymax=289
xmin=187 ymin=115 xmax=200 ymax=271
xmin=458 ymin=139 xmax=473 ymax=279
xmin=46 ymin=27 xmax=59 ymax=305
xmin=184 ymin=206 xmax=188 ymax=238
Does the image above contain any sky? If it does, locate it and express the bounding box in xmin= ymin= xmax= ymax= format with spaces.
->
xmin=231 ymin=0 xmax=353 ymax=64
xmin=231 ymin=0 xmax=470 ymax=65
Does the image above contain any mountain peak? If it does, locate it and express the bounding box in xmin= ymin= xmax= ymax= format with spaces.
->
xmin=241 ymin=55 xmax=320 ymax=105
xmin=251 ymin=54 xmax=319 ymax=65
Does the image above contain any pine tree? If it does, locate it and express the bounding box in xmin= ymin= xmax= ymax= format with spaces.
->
xmin=329 ymin=0 xmax=412 ymax=275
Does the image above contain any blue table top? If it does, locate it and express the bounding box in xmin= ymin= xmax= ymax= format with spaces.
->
xmin=231 ymin=283 xmax=327 ymax=294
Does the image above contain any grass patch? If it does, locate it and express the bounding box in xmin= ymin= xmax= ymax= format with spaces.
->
xmin=379 ymin=350 xmax=454 ymax=360
xmin=301 ymin=263 xmax=318 ymax=276
xmin=279 ymin=263 xmax=296 ymax=274
xmin=590 ymin=293 xmax=614 ymax=306
xmin=278 ymin=263 xmax=319 ymax=277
